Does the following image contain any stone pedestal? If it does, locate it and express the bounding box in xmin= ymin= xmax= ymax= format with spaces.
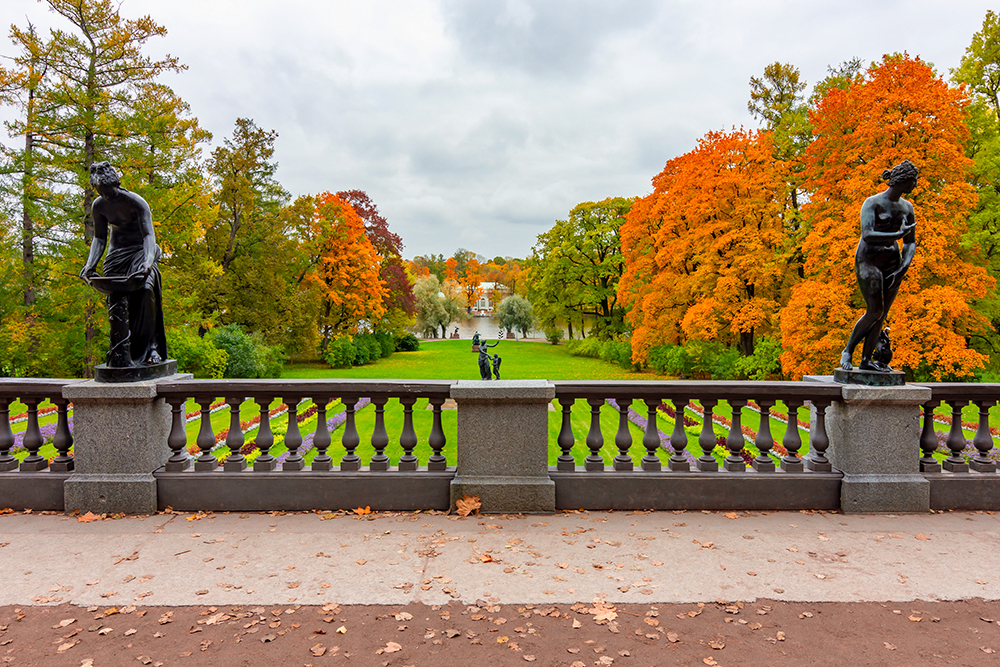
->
xmin=806 ymin=376 xmax=930 ymax=513
xmin=63 ymin=374 xmax=191 ymax=514
xmin=450 ymin=380 xmax=555 ymax=513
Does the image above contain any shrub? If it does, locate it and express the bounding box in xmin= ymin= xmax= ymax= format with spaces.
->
xmin=324 ymin=337 xmax=357 ymax=368
xmin=394 ymin=332 xmax=420 ymax=352
xmin=544 ymin=325 xmax=564 ymax=345
xmin=649 ymin=344 xmax=691 ymax=377
xmin=167 ymin=327 xmax=228 ymax=379
xmin=733 ymin=337 xmax=784 ymax=380
xmin=210 ymin=324 xmax=283 ymax=378
xmin=374 ymin=331 xmax=395 ymax=358
xmin=211 ymin=325 xmax=259 ymax=378
xmin=352 ymin=333 xmax=381 ymax=365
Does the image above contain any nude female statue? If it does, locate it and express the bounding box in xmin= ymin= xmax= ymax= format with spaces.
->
xmin=839 ymin=160 xmax=918 ymax=372
xmin=80 ymin=162 xmax=168 ymax=368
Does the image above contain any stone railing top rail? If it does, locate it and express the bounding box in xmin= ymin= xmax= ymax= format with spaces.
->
xmin=0 ymin=378 xmax=83 ymax=399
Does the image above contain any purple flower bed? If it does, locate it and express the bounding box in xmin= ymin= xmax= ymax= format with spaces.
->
xmin=275 ymin=397 xmax=372 ymax=465
xmin=606 ymin=399 xmax=698 ymax=467
xmin=933 ymin=431 xmax=1000 ymax=462
xmin=10 ymin=418 xmax=73 ymax=453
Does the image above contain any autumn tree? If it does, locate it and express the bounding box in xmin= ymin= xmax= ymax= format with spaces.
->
xmin=336 ymin=190 xmax=414 ymax=333
xmin=461 ymin=257 xmax=485 ymax=309
xmin=495 ymin=294 xmax=534 ymax=340
xmin=620 ymin=129 xmax=799 ymax=364
xmin=780 ymin=54 xmax=993 ymax=379
xmin=952 ymin=11 xmax=1000 ymax=355
xmin=301 ymin=192 xmax=386 ymax=349
xmin=529 ymin=197 xmax=633 ymax=339
xmin=413 ymin=274 xmax=464 ymax=338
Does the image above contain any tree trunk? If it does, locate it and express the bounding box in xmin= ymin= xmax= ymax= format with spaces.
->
xmin=566 ymin=320 xmax=573 ymax=340
xmin=83 ymin=300 xmax=97 ymax=378
xmin=21 ymin=128 xmax=35 ymax=307
xmin=739 ymin=329 xmax=755 ymax=357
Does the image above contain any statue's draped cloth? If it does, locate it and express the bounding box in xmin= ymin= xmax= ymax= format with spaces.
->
xmin=103 ymin=244 xmax=167 ymax=365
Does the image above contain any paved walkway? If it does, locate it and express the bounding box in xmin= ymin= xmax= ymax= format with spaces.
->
xmin=2 ymin=509 xmax=998 ymax=607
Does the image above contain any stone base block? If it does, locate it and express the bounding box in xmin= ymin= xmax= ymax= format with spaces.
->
xmin=841 ymin=473 xmax=929 ymax=514
xmin=451 ymin=476 xmax=555 ymax=513
xmin=64 ymin=473 xmax=158 ymax=514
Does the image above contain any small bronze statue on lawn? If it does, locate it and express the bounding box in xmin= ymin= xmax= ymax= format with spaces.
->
xmin=839 ymin=159 xmax=918 ymax=374
xmin=491 ymin=352 xmax=502 ymax=380
xmin=80 ymin=162 xmax=170 ymax=377
xmin=478 ymin=338 xmax=498 ymax=380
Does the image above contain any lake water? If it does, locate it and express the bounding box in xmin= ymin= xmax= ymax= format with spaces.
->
xmin=420 ymin=315 xmax=544 ymax=341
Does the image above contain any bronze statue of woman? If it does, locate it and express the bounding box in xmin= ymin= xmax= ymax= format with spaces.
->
xmin=839 ymin=159 xmax=918 ymax=372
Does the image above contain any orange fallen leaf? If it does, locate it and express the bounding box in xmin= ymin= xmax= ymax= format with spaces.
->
xmin=915 ymin=534 xmax=930 ymax=541
xmin=456 ymin=495 xmax=481 ymax=517
xmin=354 ymin=506 xmax=371 ymax=516
xmin=78 ymin=512 xmax=100 ymax=523
xmin=384 ymin=641 xmax=401 ymax=653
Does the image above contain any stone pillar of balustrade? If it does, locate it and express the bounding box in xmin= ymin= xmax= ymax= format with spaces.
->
xmin=63 ymin=374 xmax=191 ymax=514
xmin=450 ymin=380 xmax=556 ymax=513
xmin=805 ymin=376 xmax=930 ymax=513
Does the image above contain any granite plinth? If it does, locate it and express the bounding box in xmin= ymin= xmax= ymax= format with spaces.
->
xmin=833 ymin=368 xmax=905 ymax=386
xmin=94 ymin=359 xmax=177 ymax=383
xmin=805 ymin=376 xmax=930 ymax=513
xmin=450 ymin=381 xmax=556 ymax=513
xmin=62 ymin=373 xmax=191 ymax=514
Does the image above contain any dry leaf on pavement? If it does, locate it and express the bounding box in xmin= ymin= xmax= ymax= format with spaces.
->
xmin=456 ymin=495 xmax=481 ymax=517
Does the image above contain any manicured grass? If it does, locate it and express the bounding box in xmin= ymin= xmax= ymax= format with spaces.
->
xmin=282 ymin=339 xmax=664 ymax=381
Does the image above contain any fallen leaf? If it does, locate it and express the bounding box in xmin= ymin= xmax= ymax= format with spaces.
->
xmin=523 ymin=656 xmax=536 ymax=662
xmin=908 ymin=615 xmax=922 ymax=622
xmin=309 ymin=643 xmax=326 ymax=656
xmin=260 ymin=634 xmax=276 ymax=643
xmin=915 ymin=534 xmax=930 ymax=540
xmin=354 ymin=506 xmax=371 ymax=516
xmin=776 ymin=631 xmax=785 ymax=641
xmin=667 ymin=632 xmax=679 ymax=643
xmin=78 ymin=512 xmax=99 ymax=523
xmin=708 ymin=639 xmax=725 ymax=649
xmin=456 ymin=495 xmax=482 ymax=517
xmin=53 ymin=619 xmax=76 ymax=629
xmin=57 ymin=640 xmax=79 ymax=652
xmin=703 ymin=659 xmax=718 ymax=666
xmin=884 ymin=642 xmax=896 ymax=650
xmin=723 ymin=512 xmax=738 ymax=519
xmin=336 ymin=626 xmax=347 ymax=634
xmin=356 ymin=559 xmax=367 ymax=566
xmin=497 ymin=636 xmax=509 ymax=643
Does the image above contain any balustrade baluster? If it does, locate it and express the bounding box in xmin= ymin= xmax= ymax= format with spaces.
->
xmin=399 ymin=397 xmax=418 ymax=471
xmin=752 ymin=400 xmax=775 ymax=473
xmin=427 ymin=397 xmax=447 ymax=471
xmin=223 ymin=396 xmax=246 ymax=472
xmin=613 ymin=398 xmax=633 ymax=471
xmin=19 ymin=398 xmax=46 ymax=471
xmin=669 ymin=398 xmax=690 ymax=472
xmin=49 ymin=397 xmax=74 ymax=472
xmin=311 ymin=397 xmax=333 ymax=471
xmin=165 ymin=398 xmax=190 ymax=471
xmin=781 ymin=400 xmax=804 ymax=472
xmin=724 ymin=399 xmax=747 ymax=472
xmin=253 ymin=398 xmax=276 ymax=471
xmin=805 ymin=401 xmax=832 ymax=472
xmin=557 ymin=398 xmax=576 ymax=471
xmin=281 ymin=398 xmax=304 ymax=471
xmin=971 ymin=400 xmax=996 ymax=473
xmin=340 ymin=397 xmax=361 ymax=471
xmin=642 ymin=399 xmax=662 ymax=472
xmin=194 ymin=397 xmax=218 ymax=471
xmin=585 ymin=398 xmax=604 ymax=471
xmin=697 ymin=399 xmax=719 ymax=472
xmin=0 ymin=399 xmax=16 ymax=472
xmin=943 ymin=400 xmax=970 ymax=473
xmin=919 ymin=401 xmax=942 ymax=473
xmin=370 ymin=397 xmax=390 ymax=471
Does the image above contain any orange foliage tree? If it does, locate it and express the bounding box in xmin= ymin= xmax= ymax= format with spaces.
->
xmin=780 ymin=54 xmax=993 ymax=379
xmin=461 ymin=257 xmax=485 ymax=309
xmin=620 ymin=128 xmax=799 ymax=364
xmin=302 ymin=192 xmax=386 ymax=350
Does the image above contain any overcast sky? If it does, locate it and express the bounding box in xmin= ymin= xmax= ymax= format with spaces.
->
xmin=3 ymin=0 xmax=996 ymax=259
